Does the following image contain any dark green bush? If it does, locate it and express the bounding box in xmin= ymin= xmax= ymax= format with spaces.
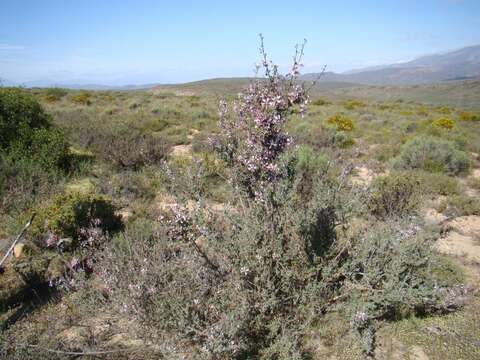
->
xmin=392 ymin=135 xmax=470 ymax=175
xmin=368 ymin=172 xmax=421 ymax=219
xmin=0 ymin=88 xmax=51 ymax=150
xmin=9 ymin=127 xmax=70 ymax=172
xmin=0 ymin=88 xmax=71 ymax=173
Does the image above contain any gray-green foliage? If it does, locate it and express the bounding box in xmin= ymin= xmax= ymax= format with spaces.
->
xmin=100 ymin=160 xmax=444 ymax=358
xmin=392 ymin=135 xmax=470 ymax=175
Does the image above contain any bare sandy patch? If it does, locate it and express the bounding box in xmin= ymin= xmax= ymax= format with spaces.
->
xmin=449 ymin=215 xmax=480 ymax=237
xmin=435 ymin=231 xmax=480 ymax=263
xmin=171 ymin=144 xmax=192 ymax=156
xmin=351 ymin=166 xmax=374 ymax=186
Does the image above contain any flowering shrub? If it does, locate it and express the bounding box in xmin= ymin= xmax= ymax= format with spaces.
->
xmin=213 ymin=35 xmax=309 ymax=199
xmin=327 ymin=113 xmax=355 ymax=131
xmin=432 ymin=117 xmax=455 ymax=130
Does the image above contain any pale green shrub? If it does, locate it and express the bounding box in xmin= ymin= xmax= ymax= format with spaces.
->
xmin=392 ymin=136 xmax=470 ymax=175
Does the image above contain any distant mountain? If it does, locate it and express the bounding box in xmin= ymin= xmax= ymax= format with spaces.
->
xmin=0 ymin=77 xmax=17 ymax=87
xmin=0 ymin=78 xmax=162 ymax=90
xmin=150 ymin=77 xmax=361 ymax=96
xmin=4 ymin=45 xmax=479 ymax=89
xmin=302 ymin=44 xmax=480 ymax=85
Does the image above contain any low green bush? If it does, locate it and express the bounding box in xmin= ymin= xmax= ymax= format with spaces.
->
xmin=43 ymin=87 xmax=68 ymax=102
xmin=28 ymin=191 xmax=122 ymax=248
xmin=458 ymin=111 xmax=480 ymax=121
xmin=437 ymin=194 xmax=480 ymax=217
xmin=392 ymin=135 xmax=470 ymax=175
xmin=0 ymin=154 xmax=62 ymax=216
xmin=311 ymin=97 xmax=331 ymax=106
xmin=416 ymin=172 xmax=460 ymax=196
xmin=343 ymin=99 xmax=366 ymax=110
xmin=70 ymin=91 xmax=92 ymax=105
xmin=333 ymin=131 xmax=355 ymax=148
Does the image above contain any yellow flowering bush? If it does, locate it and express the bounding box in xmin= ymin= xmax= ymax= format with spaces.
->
xmin=327 ymin=113 xmax=355 ymax=131
xmin=432 ymin=117 xmax=455 ymax=130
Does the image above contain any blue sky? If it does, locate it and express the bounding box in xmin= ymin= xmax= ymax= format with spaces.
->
xmin=1 ymin=0 xmax=479 ymax=85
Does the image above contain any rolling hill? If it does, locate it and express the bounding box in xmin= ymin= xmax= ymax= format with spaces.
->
xmin=302 ymin=44 xmax=480 ymax=85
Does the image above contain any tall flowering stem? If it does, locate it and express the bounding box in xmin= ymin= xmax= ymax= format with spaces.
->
xmin=215 ymin=35 xmax=309 ymax=199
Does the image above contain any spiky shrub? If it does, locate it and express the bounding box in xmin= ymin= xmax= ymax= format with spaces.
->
xmin=102 ymin=172 xmax=347 ymax=358
xmin=92 ymin=130 xmax=170 ymax=170
xmin=392 ymin=135 xmax=470 ymax=175
xmin=368 ymin=172 xmax=421 ymax=219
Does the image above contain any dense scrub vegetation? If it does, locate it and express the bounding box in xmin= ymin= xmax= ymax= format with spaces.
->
xmin=1 ymin=46 xmax=480 ymax=359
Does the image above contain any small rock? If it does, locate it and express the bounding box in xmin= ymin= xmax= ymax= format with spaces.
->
xmin=116 ymin=208 xmax=133 ymax=221
xmin=13 ymin=243 xmax=25 ymax=259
